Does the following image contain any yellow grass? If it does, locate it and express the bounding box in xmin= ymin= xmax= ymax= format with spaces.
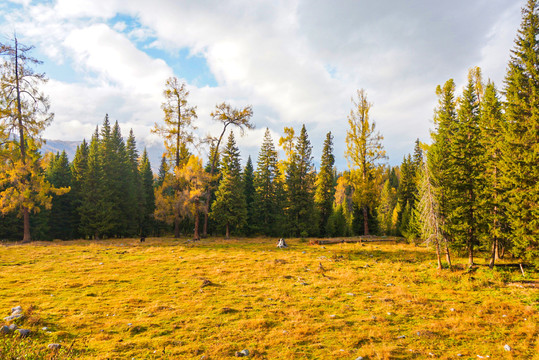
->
xmin=0 ymin=237 xmax=537 ymax=359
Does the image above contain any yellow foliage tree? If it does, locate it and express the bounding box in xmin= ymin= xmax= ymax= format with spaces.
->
xmin=345 ymin=89 xmax=386 ymax=235
xmin=0 ymin=35 xmax=62 ymax=242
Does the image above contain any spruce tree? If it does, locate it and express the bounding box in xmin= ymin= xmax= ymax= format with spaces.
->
xmin=242 ymin=156 xmax=256 ymax=235
xmin=253 ymin=129 xmax=284 ymax=236
xmin=501 ymin=0 xmax=539 ymax=266
xmin=126 ymin=129 xmax=144 ymax=235
xmin=139 ymin=149 xmax=155 ymax=237
xmin=314 ymin=132 xmax=336 ymax=236
xmin=47 ymin=151 xmax=74 ymax=239
xmin=479 ymin=82 xmax=508 ymax=267
xmin=210 ymin=131 xmax=247 ymax=238
xmin=429 ymin=79 xmax=457 ymax=260
xmin=70 ymin=139 xmax=89 ymax=238
xmin=449 ymin=73 xmax=484 ymax=267
xmin=79 ymin=128 xmax=112 ymax=239
xmin=286 ymin=125 xmax=316 ymax=237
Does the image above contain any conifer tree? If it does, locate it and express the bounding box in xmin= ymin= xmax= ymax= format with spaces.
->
xmin=203 ymin=103 xmax=253 ymax=236
xmin=479 ymin=82 xmax=507 ymax=267
xmin=314 ymin=132 xmax=336 ymax=236
xmin=253 ymin=129 xmax=284 ymax=236
xmin=177 ymin=155 xmax=210 ymax=240
xmin=47 ymin=151 xmax=74 ymax=239
xmin=242 ymin=156 xmax=256 ymax=235
xmin=448 ymin=72 xmax=484 ymax=267
xmin=156 ymin=155 xmax=168 ymax=189
xmin=139 ymin=149 xmax=155 ymax=237
xmin=211 ymin=131 xmax=247 ymax=238
xmin=78 ymin=128 xmax=112 ymax=239
xmin=125 ymin=129 xmax=143 ymax=235
xmin=152 ymin=77 xmax=197 ymax=168
xmin=345 ymin=89 xmax=386 ymax=235
xmin=500 ymin=0 xmax=539 ymax=266
xmin=429 ymin=79 xmax=457 ymax=261
xmin=285 ymin=125 xmax=316 ymax=237
xmin=0 ymin=36 xmax=57 ymax=242
xmin=70 ymin=140 xmax=89 ymax=238
xmin=377 ymin=179 xmax=397 ymax=235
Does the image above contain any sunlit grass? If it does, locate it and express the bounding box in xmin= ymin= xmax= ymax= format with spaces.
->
xmin=0 ymin=238 xmax=537 ymax=359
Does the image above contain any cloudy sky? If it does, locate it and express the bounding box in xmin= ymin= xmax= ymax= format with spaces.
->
xmin=0 ymin=0 xmax=525 ymax=169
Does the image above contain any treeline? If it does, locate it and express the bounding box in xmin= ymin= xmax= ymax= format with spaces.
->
xmin=1 ymin=1 xmax=537 ymax=268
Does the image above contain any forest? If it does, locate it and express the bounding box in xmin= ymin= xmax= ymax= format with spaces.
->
xmin=0 ymin=1 xmax=537 ymax=270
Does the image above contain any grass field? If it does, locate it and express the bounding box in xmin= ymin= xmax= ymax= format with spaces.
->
xmin=0 ymin=237 xmax=537 ymax=359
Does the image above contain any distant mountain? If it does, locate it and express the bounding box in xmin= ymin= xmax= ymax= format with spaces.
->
xmin=41 ymin=139 xmax=82 ymax=160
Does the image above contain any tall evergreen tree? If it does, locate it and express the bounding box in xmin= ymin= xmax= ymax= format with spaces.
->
xmin=210 ymin=131 xmax=247 ymax=238
xmin=242 ymin=156 xmax=256 ymax=235
xmin=479 ymin=82 xmax=508 ymax=267
xmin=47 ymin=151 xmax=74 ymax=239
xmin=500 ymin=0 xmax=539 ymax=266
xmin=447 ymin=72 xmax=484 ymax=267
xmin=286 ymin=125 xmax=316 ymax=237
xmin=429 ymin=79 xmax=457 ymax=261
xmin=139 ymin=149 xmax=155 ymax=237
xmin=70 ymin=139 xmax=89 ymax=238
xmin=314 ymin=132 xmax=336 ymax=236
xmin=126 ymin=129 xmax=144 ymax=235
xmin=79 ymin=128 xmax=112 ymax=239
xmin=253 ymin=129 xmax=284 ymax=236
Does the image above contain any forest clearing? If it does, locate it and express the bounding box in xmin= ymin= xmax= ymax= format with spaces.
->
xmin=0 ymin=238 xmax=537 ymax=359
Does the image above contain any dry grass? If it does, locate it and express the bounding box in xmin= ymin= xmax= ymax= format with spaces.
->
xmin=0 ymin=237 xmax=537 ymax=359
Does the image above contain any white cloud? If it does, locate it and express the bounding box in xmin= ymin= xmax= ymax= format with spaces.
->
xmin=1 ymin=0 xmax=526 ymax=168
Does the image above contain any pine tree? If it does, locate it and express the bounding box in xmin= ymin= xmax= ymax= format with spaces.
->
xmin=210 ymin=131 xmax=247 ymax=238
xmin=253 ymin=129 xmax=284 ymax=236
xmin=47 ymin=151 xmax=74 ymax=239
xmin=285 ymin=125 xmax=316 ymax=237
xmin=242 ymin=156 xmax=256 ymax=235
xmin=500 ymin=0 xmax=539 ymax=266
xmin=314 ymin=132 xmax=336 ymax=236
xmin=397 ymin=155 xmax=416 ymax=237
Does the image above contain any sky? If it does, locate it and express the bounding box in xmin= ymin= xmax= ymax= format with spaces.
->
xmin=0 ymin=0 xmax=525 ymax=169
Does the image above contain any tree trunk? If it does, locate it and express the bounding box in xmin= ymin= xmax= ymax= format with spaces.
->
xmin=362 ymin=205 xmax=369 ymax=235
xmin=225 ymin=223 xmax=229 ymax=239
xmin=499 ymin=241 xmax=505 ymax=259
xmin=444 ymin=238 xmax=452 ymax=269
xmin=193 ymin=213 xmax=200 ymax=240
xmin=22 ymin=208 xmax=31 ymax=243
xmin=435 ymin=240 xmax=442 ymax=270
xmin=174 ymin=217 xmax=180 ymax=238
xmin=468 ymin=242 xmax=474 ymax=269
xmin=489 ymin=237 xmax=498 ymax=269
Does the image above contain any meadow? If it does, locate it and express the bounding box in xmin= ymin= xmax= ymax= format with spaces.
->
xmin=0 ymin=238 xmax=537 ymax=359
